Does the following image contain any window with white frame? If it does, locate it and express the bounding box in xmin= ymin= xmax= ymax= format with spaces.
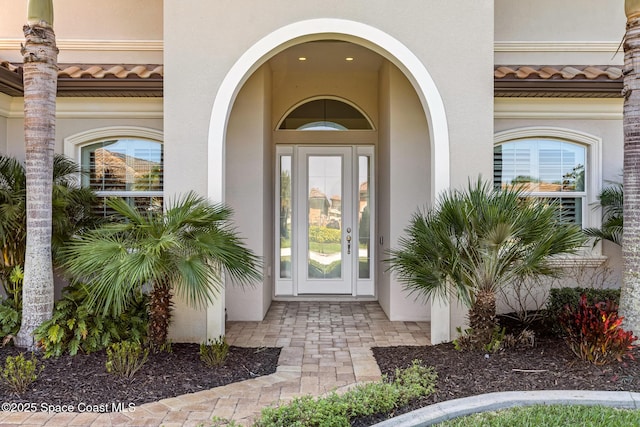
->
xmin=494 ymin=138 xmax=585 ymax=225
xmin=493 ymin=128 xmax=602 ymax=232
xmin=78 ymin=137 xmax=163 ymax=217
xmin=64 ymin=127 xmax=164 ymax=217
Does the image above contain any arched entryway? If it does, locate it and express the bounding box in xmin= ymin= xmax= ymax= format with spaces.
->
xmin=208 ymin=19 xmax=451 ymax=344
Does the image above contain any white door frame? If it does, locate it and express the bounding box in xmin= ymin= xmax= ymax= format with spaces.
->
xmin=275 ymin=144 xmax=375 ymax=297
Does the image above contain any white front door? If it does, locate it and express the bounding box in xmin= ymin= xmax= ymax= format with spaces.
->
xmin=275 ymin=145 xmax=374 ymax=296
xmin=297 ymin=146 xmax=352 ymax=294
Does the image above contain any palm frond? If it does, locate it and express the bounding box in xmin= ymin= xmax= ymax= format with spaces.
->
xmin=386 ymin=177 xmax=587 ymax=311
xmin=61 ymin=192 xmax=262 ymax=323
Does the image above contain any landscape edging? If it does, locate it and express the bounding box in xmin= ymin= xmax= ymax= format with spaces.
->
xmin=371 ymin=390 xmax=640 ymax=427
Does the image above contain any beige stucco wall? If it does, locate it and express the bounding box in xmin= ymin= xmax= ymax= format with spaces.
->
xmin=0 ymin=0 xmax=163 ymax=64
xmin=495 ymin=0 xmax=625 ymax=65
xmin=381 ymin=64 xmax=431 ymax=321
xmin=377 ymin=62 xmax=391 ymax=317
xmin=225 ymin=65 xmax=273 ymax=321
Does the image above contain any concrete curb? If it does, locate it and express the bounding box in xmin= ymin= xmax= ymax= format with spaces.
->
xmin=371 ymin=390 xmax=640 ymax=427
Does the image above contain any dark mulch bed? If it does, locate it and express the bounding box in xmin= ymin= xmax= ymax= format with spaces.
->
xmin=355 ymin=316 xmax=640 ymax=426
xmin=2 ymin=315 xmax=639 ymax=426
xmin=0 ymin=344 xmax=281 ymax=408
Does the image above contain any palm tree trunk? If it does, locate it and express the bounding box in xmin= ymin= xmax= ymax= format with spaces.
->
xmin=148 ymin=280 xmax=174 ymax=348
xmin=15 ymin=3 xmax=58 ymax=350
xmin=468 ymin=289 xmax=497 ymax=348
xmin=620 ymin=2 xmax=640 ymax=336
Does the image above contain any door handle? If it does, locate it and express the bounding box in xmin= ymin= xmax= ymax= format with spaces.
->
xmin=346 ymin=234 xmax=352 ymax=254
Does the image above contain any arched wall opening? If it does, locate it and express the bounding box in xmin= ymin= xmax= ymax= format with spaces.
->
xmin=208 ymin=19 xmax=451 ymax=344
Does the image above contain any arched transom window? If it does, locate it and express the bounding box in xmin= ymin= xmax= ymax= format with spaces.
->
xmin=278 ymin=98 xmax=373 ymax=130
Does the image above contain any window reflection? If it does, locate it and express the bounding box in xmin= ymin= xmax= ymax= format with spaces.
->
xmin=358 ymin=156 xmax=370 ymax=279
xmin=307 ymin=156 xmax=342 ymax=279
xmin=280 ymin=156 xmax=292 ymax=279
xmin=494 ymin=139 xmax=586 ymax=225
xmin=81 ymin=139 xmax=163 ymax=216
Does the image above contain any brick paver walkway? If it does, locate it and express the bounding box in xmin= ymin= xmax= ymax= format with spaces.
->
xmin=0 ymin=302 xmax=430 ymax=426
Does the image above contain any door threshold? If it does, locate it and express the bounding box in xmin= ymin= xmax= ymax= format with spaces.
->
xmin=273 ymin=295 xmax=377 ymax=302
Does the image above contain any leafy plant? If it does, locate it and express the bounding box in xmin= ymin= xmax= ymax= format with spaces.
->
xmin=0 ymin=154 xmax=98 ymax=294
xmin=547 ymin=287 xmax=621 ymax=335
xmin=584 ymin=182 xmax=623 ymax=246
xmin=0 ymin=301 xmax=20 ymax=340
xmin=558 ymin=294 xmax=636 ymax=365
xmin=60 ymin=192 xmax=262 ymax=348
xmin=200 ymin=336 xmax=230 ymax=367
xmin=34 ymin=282 xmax=148 ymax=358
xmin=105 ymin=341 xmax=149 ymax=379
xmin=254 ymin=360 xmax=436 ymax=427
xmin=455 ymin=326 xmax=534 ymax=352
xmin=0 ymin=266 xmax=24 ymax=341
xmin=207 ymin=416 xmax=243 ymax=427
xmin=387 ymin=178 xmax=586 ymax=349
xmin=1 ymin=353 xmax=43 ymax=395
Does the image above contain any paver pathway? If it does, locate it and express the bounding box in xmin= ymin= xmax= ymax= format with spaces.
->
xmin=0 ymin=302 xmax=430 ymax=426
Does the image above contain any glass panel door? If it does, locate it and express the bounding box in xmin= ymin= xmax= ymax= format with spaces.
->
xmin=307 ymin=155 xmax=343 ymax=280
xmin=297 ymin=147 xmax=353 ymax=294
xmin=274 ymin=145 xmax=375 ymax=297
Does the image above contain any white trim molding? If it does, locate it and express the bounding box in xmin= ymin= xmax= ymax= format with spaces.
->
xmin=494 ymin=41 xmax=622 ymax=53
xmin=1 ymin=98 xmax=163 ymax=119
xmin=495 ymin=98 xmax=623 ymax=120
xmin=63 ymin=125 xmax=163 ymax=160
xmin=0 ymin=38 xmax=163 ymax=53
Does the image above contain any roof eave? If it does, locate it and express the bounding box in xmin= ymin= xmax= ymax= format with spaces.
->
xmin=56 ymin=78 xmax=163 ymax=97
xmin=0 ymin=65 xmax=23 ymax=97
xmin=494 ymin=80 xmax=623 ymax=98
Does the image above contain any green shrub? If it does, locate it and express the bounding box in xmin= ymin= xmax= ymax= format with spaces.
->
xmin=208 ymin=416 xmax=242 ymax=427
xmin=0 ymin=300 xmax=20 ymax=340
xmin=34 ymin=282 xmax=148 ymax=358
xmin=200 ymin=336 xmax=230 ymax=367
xmin=105 ymin=341 xmax=149 ymax=379
xmin=559 ymin=294 xmax=636 ymax=365
xmin=454 ymin=326 xmax=507 ymax=353
xmin=547 ymin=287 xmax=620 ymax=334
xmin=254 ymin=360 xmax=436 ymax=427
xmin=1 ymin=353 xmax=42 ymax=395
xmin=0 ymin=266 xmax=23 ymax=340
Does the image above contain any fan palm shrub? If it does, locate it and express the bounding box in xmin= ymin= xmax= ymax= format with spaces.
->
xmin=0 ymin=154 xmax=97 ymax=302
xmin=584 ymin=182 xmax=623 ymax=246
xmin=60 ymin=192 xmax=262 ymax=348
xmin=387 ymin=179 xmax=587 ymax=348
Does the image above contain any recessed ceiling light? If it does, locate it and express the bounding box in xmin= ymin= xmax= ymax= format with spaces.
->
xmin=298 ymin=57 xmax=307 ymax=61
xmin=345 ymin=57 xmax=354 ymax=61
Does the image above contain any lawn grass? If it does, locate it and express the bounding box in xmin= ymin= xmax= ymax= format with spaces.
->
xmin=437 ymin=404 xmax=640 ymax=426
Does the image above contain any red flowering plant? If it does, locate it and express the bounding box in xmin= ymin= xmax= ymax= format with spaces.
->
xmin=558 ymin=294 xmax=636 ymax=366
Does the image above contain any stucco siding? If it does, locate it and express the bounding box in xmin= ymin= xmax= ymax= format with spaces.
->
xmin=0 ymin=0 xmax=162 ymax=64
xmin=495 ymin=0 xmax=625 ymax=65
xmin=225 ymin=66 xmax=271 ymax=321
